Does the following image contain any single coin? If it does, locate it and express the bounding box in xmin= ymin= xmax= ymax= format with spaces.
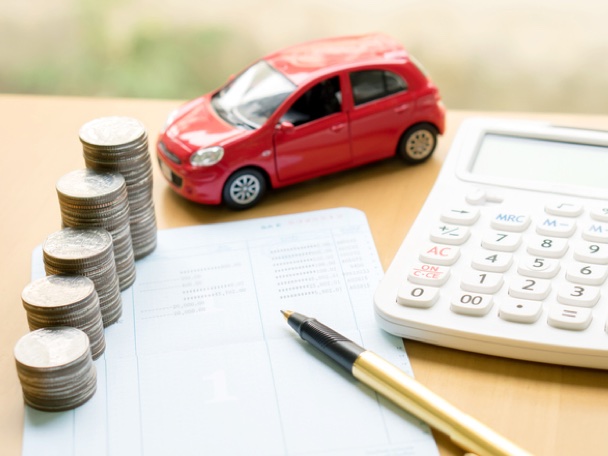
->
xmin=14 ymin=327 xmax=90 ymax=370
xmin=22 ymin=275 xmax=95 ymax=309
xmin=43 ymin=227 xmax=113 ymax=262
xmin=56 ymin=169 xmax=125 ymax=202
xmin=79 ymin=116 xmax=146 ymax=147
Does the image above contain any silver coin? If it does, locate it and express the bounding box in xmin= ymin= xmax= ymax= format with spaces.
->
xmin=56 ymin=168 xmax=125 ymax=200
xmin=43 ymin=227 xmax=113 ymax=261
xmin=20 ymin=365 xmax=97 ymax=412
xmin=43 ymin=256 xmax=114 ymax=276
xmin=84 ymin=148 xmax=151 ymax=167
xmin=58 ymin=191 xmax=130 ymax=212
xmin=60 ymin=210 xmax=131 ymax=231
xmin=83 ymin=139 xmax=149 ymax=156
xmin=22 ymin=275 xmax=95 ymax=309
xmin=79 ymin=116 xmax=146 ymax=148
xmin=14 ymin=327 xmax=90 ymax=369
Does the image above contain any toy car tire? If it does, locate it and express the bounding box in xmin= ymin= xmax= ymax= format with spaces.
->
xmin=222 ymin=168 xmax=267 ymax=210
xmin=398 ymin=123 xmax=438 ymax=164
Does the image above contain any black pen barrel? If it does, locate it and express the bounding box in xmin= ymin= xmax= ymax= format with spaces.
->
xmin=286 ymin=312 xmax=365 ymax=372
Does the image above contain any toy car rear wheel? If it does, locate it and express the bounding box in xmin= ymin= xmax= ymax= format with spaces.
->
xmin=398 ymin=123 xmax=438 ymax=164
xmin=223 ymin=168 xmax=267 ymax=210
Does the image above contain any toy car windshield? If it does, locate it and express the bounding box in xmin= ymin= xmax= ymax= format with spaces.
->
xmin=211 ymin=60 xmax=297 ymax=129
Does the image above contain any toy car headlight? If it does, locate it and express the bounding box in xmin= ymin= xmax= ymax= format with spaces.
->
xmin=190 ymin=146 xmax=224 ymax=166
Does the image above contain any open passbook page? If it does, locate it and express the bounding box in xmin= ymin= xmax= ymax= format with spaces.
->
xmin=25 ymin=208 xmax=438 ymax=455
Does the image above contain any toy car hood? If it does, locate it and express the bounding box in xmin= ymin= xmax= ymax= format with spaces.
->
xmin=164 ymin=96 xmax=250 ymax=151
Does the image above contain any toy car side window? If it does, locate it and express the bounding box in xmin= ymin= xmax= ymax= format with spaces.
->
xmin=350 ymin=70 xmax=408 ymax=106
xmin=281 ymin=76 xmax=342 ymax=126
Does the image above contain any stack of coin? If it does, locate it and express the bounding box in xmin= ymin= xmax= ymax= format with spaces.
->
xmin=14 ymin=327 xmax=97 ymax=412
xmin=43 ymin=227 xmax=122 ymax=327
xmin=56 ymin=168 xmax=136 ymax=290
xmin=21 ymin=275 xmax=105 ymax=359
xmin=80 ymin=116 xmax=157 ymax=260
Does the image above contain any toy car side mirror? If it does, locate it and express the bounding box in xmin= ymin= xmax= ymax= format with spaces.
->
xmin=275 ymin=121 xmax=295 ymax=133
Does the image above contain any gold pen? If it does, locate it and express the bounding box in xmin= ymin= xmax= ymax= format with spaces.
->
xmin=282 ymin=310 xmax=533 ymax=456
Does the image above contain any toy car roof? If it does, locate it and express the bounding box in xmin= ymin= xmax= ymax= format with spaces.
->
xmin=263 ymin=33 xmax=410 ymax=86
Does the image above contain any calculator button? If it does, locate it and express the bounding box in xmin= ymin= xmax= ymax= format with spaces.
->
xmin=547 ymin=305 xmax=592 ymax=331
xmin=481 ymin=231 xmax=522 ymax=252
xmin=517 ymin=257 xmax=560 ymax=279
xmin=573 ymin=241 xmax=608 ymax=264
xmin=565 ymin=262 xmax=608 ymax=285
xmin=407 ymin=263 xmax=450 ymax=286
xmin=508 ymin=276 xmax=551 ymax=300
xmin=526 ymin=236 xmax=569 ymax=258
xmin=471 ymin=250 xmax=513 ymax=272
xmin=545 ymin=202 xmax=583 ymax=217
xmin=535 ymin=217 xmax=577 ymax=238
xmin=582 ymin=222 xmax=608 ymax=243
xmin=490 ymin=211 xmax=531 ymax=232
xmin=429 ymin=224 xmax=470 ymax=245
xmin=440 ymin=207 xmax=480 ymax=225
xmin=450 ymin=292 xmax=493 ymax=316
xmin=498 ymin=298 xmax=543 ymax=324
xmin=397 ymin=283 xmax=439 ymax=308
xmin=460 ymin=270 xmax=503 ymax=294
xmin=557 ymin=284 xmax=600 ymax=307
xmin=419 ymin=243 xmax=460 ymax=266
xmin=465 ymin=188 xmax=504 ymax=205
xmin=590 ymin=207 xmax=608 ymax=222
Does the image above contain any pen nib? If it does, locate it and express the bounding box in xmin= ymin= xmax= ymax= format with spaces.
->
xmin=280 ymin=310 xmax=293 ymax=320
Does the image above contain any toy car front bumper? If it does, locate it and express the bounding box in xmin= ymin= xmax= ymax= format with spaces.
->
xmin=157 ymin=150 xmax=224 ymax=205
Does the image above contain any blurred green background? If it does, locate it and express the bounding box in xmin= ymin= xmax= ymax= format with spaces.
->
xmin=2 ymin=0 xmax=607 ymax=114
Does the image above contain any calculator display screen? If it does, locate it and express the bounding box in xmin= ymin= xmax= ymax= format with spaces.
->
xmin=471 ymin=133 xmax=608 ymax=189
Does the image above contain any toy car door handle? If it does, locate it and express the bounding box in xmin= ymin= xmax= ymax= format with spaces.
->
xmin=330 ymin=123 xmax=347 ymax=132
xmin=394 ymin=104 xmax=410 ymax=114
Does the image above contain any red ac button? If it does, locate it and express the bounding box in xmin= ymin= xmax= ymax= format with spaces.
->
xmin=419 ymin=243 xmax=460 ymax=266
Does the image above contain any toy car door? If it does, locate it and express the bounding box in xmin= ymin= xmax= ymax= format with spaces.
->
xmin=273 ymin=76 xmax=351 ymax=181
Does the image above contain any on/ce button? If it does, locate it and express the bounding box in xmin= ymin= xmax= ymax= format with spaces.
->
xmin=408 ymin=262 xmax=451 ymax=286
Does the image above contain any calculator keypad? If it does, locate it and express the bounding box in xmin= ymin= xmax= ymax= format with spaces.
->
xmin=402 ymin=201 xmax=608 ymax=334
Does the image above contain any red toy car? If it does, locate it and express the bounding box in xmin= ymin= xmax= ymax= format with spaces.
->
xmin=157 ymin=33 xmax=445 ymax=209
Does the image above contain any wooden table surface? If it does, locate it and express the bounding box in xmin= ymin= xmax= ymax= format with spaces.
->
xmin=1 ymin=94 xmax=607 ymax=455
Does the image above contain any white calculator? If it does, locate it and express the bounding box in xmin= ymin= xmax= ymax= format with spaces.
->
xmin=374 ymin=118 xmax=608 ymax=369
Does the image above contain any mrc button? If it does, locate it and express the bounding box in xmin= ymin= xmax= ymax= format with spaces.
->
xmin=490 ymin=211 xmax=531 ymax=232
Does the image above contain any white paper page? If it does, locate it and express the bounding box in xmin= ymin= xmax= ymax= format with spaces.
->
xmin=24 ymin=208 xmax=438 ymax=456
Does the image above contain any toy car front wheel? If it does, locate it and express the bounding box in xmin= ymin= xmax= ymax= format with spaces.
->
xmin=223 ymin=168 xmax=267 ymax=209
xmin=398 ymin=123 xmax=438 ymax=164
